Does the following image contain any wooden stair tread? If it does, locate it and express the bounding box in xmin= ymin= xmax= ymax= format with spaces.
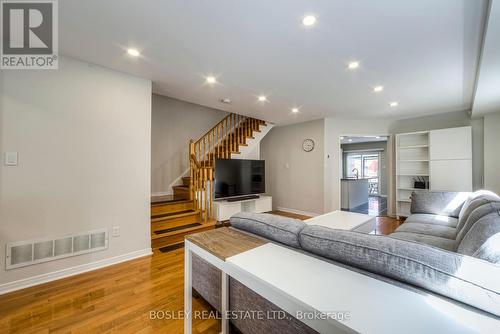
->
xmin=151 ymin=214 xmax=199 ymax=231
xmin=151 ymin=195 xmax=191 ymax=205
xmin=151 ymin=220 xmax=217 ymax=240
xmin=151 ymin=210 xmax=200 ymax=222
xmin=181 ymin=176 xmax=191 ymax=187
xmin=153 ymin=222 xmax=201 ymax=235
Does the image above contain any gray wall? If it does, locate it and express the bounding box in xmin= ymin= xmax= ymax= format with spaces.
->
xmin=261 ymin=119 xmax=325 ymax=215
xmin=341 ymin=141 xmax=388 ymax=196
xmin=151 ymin=94 xmax=227 ymax=194
xmin=483 ymin=112 xmax=500 ymax=194
xmin=0 ymin=57 xmax=152 ymax=286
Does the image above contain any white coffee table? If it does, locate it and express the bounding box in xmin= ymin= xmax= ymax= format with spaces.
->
xmin=305 ymin=210 xmax=377 ymax=234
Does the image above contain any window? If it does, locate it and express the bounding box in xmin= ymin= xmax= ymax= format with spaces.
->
xmin=343 ymin=152 xmax=380 ymax=195
xmin=345 ymin=154 xmax=362 ymax=178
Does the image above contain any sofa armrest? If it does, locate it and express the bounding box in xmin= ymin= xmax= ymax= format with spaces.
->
xmin=410 ymin=191 xmax=468 ymax=218
xmin=299 ymin=225 xmax=500 ymax=317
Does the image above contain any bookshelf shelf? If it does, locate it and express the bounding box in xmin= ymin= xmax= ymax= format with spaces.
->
xmin=396 ymin=131 xmax=430 ymax=217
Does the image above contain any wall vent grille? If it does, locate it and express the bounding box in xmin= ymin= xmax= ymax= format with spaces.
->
xmin=6 ymin=228 xmax=108 ymax=270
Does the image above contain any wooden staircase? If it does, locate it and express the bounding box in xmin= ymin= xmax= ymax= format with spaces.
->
xmin=151 ymin=113 xmax=266 ymax=250
xmin=150 ymin=193 xmax=216 ymax=250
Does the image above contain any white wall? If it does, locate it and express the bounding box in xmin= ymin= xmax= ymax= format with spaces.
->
xmin=260 ymin=119 xmax=324 ymax=215
xmin=151 ymin=94 xmax=227 ymax=195
xmin=387 ymin=110 xmax=472 ymax=133
xmin=483 ymin=112 xmax=500 ymax=194
xmin=0 ymin=57 xmax=152 ymax=289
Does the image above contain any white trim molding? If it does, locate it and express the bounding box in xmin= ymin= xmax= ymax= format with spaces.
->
xmin=0 ymin=248 xmax=152 ymax=295
xmin=276 ymin=207 xmax=321 ymax=217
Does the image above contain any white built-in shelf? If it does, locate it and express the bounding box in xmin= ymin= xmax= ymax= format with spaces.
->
xmin=396 ymin=131 xmax=430 ymax=218
xmin=398 ymin=145 xmax=429 ymax=149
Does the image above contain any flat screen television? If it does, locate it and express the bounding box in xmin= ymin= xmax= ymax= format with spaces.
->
xmin=214 ymin=158 xmax=265 ymax=199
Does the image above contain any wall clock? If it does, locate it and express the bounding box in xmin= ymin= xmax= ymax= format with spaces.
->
xmin=302 ymin=139 xmax=315 ymax=152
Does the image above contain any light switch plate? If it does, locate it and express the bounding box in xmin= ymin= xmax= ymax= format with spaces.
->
xmin=4 ymin=152 xmax=18 ymax=166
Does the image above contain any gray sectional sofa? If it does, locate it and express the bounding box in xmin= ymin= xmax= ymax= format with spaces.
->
xmin=192 ymin=191 xmax=500 ymax=333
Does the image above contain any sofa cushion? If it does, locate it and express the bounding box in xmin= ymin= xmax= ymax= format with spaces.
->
xmin=389 ymin=231 xmax=456 ymax=251
xmin=299 ymin=225 xmax=500 ymax=316
xmin=394 ymin=223 xmax=457 ymax=239
xmin=457 ymin=191 xmax=500 ymax=231
xmin=457 ymin=207 xmax=500 ymax=264
xmin=230 ymin=212 xmax=306 ymax=248
xmin=410 ymin=191 xmax=468 ymax=218
xmin=455 ymin=201 xmax=500 ymax=246
xmin=405 ymin=214 xmax=458 ymax=227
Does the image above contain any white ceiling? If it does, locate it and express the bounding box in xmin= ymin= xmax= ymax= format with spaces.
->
xmin=472 ymin=0 xmax=500 ymax=117
xmin=59 ymin=0 xmax=488 ymax=125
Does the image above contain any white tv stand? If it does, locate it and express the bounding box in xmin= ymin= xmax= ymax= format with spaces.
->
xmin=213 ymin=195 xmax=272 ymax=221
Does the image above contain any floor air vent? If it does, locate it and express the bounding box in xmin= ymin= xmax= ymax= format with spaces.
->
xmin=6 ymin=228 xmax=108 ymax=270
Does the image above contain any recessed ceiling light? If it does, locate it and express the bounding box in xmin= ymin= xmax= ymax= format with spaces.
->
xmin=258 ymin=95 xmax=267 ymax=102
xmin=373 ymin=86 xmax=384 ymax=92
xmin=375 ymin=136 xmax=381 ymax=139
xmin=348 ymin=139 xmax=353 ymax=142
xmin=302 ymin=15 xmax=317 ymax=26
xmin=348 ymin=61 xmax=360 ymax=70
xmin=127 ymin=48 xmax=140 ymax=57
xmin=291 ymin=107 xmax=299 ymax=113
xmin=390 ymin=101 xmax=399 ymax=107
xmin=340 ymin=136 xmax=345 ymax=140
xmin=206 ymin=76 xmax=216 ymax=84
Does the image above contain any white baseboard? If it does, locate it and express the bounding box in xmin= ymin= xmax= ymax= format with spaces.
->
xmin=276 ymin=207 xmax=321 ymax=217
xmin=0 ymin=248 xmax=152 ymax=295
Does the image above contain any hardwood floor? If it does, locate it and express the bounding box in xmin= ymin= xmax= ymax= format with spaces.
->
xmin=376 ymin=216 xmax=404 ymax=235
xmin=0 ymin=212 xmax=402 ymax=333
xmin=0 ymin=248 xmax=220 ymax=334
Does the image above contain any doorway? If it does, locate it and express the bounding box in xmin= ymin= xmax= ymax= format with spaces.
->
xmin=340 ymin=136 xmax=388 ymax=216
